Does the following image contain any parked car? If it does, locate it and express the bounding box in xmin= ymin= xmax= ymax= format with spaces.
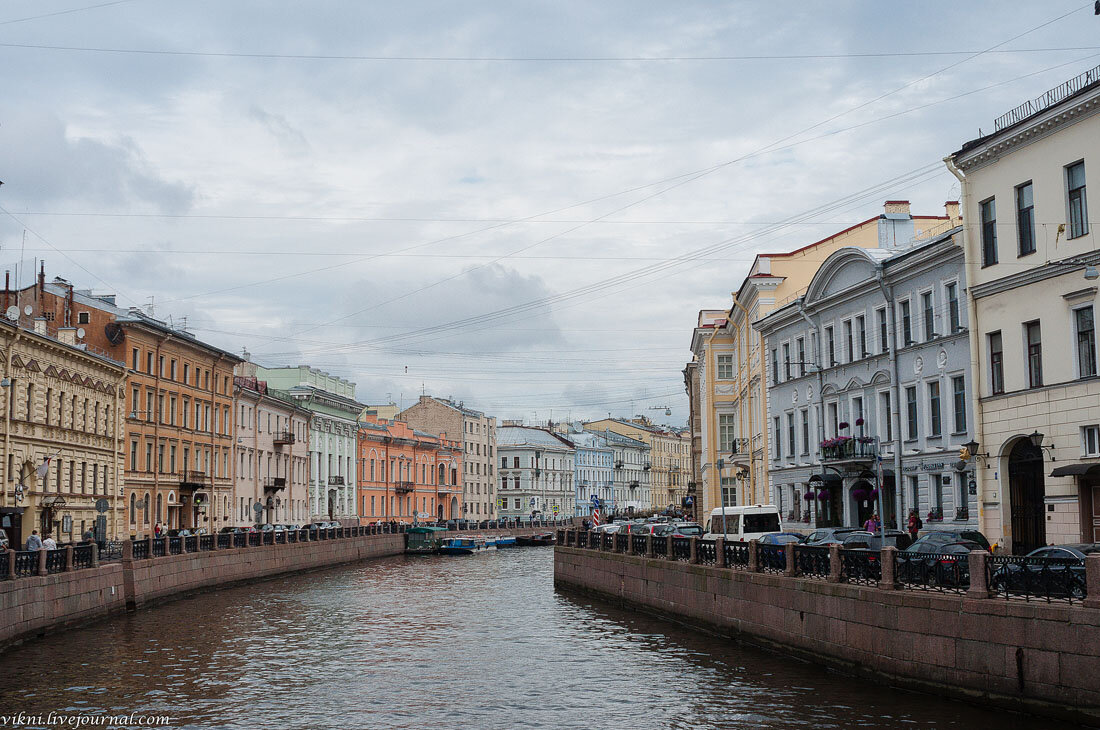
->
xmin=631 ymin=523 xmax=673 ymax=537
xmin=897 ymin=540 xmax=980 ymax=587
xmin=759 ymin=532 xmax=805 ymax=545
xmin=988 ymin=544 xmax=1099 ymax=600
xmin=908 ymin=529 xmax=992 ymax=553
xmin=668 ymin=522 xmax=704 ymax=537
xmin=839 ymin=530 xmax=912 ymax=551
xmin=165 ymin=528 xmax=193 ymax=538
xmin=804 ymin=527 xmax=861 ymax=546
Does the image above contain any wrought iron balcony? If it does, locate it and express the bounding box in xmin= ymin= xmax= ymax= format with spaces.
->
xmin=273 ymin=431 xmax=295 ymax=446
xmin=264 ymin=477 xmax=287 ymax=492
xmin=394 ymin=481 xmax=414 ymax=493
xmin=327 ymin=475 xmax=345 ymax=486
xmin=818 ymin=438 xmax=878 ymax=464
xmin=629 ymin=480 xmax=639 ymax=489
xmin=180 ymin=470 xmax=206 ymax=487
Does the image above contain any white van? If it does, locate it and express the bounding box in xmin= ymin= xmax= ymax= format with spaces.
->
xmin=702 ymin=505 xmax=782 ymax=541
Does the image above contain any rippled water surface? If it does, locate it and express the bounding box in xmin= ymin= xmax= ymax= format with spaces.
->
xmin=0 ymin=549 xmax=1070 ymax=729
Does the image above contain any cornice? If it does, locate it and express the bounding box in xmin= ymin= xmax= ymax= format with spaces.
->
xmin=970 ymin=250 xmax=1100 ymax=300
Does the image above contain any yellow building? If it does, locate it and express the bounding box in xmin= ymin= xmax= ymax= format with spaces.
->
xmin=582 ymin=416 xmax=690 ymax=512
xmin=686 ymin=201 xmax=960 ymax=518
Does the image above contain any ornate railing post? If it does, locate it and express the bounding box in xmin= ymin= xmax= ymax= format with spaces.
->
xmin=748 ymin=540 xmax=759 ymax=572
xmin=65 ymin=545 xmax=74 ymax=571
xmin=827 ymin=543 xmax=842 ymax=583
xmin=91 ymin=543 xmax=99 ymax=567
xmin=1083 ymin=554 xmax=1100 ymax=610
xmin=784 ymin=542 xmax=796 ymax=577
xmin=646 ymin=534 xmax=654 ymax=558
xmin=37 ymin=548 xmax=48 ymax=576
xmin=878 ymin=546 xmax=898 ymax=590
xmin=689 ymin=537 xmax=699 ymax=564
xmin=966 ymin=550 xmax=990 ymax=599
xmin=122 ymin=539 xmax=133 ymax=561
xmin=715 ymin=537 xmax=726 ymax=569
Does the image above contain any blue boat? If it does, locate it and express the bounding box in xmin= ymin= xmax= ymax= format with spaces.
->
xmin=495 ymin=536 xmax=517 ymax=548
xmin=439 ymin=536 xmax=477 ymax=555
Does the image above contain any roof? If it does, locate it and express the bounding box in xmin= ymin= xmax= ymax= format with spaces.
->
xmin=427 ymin=396 xmax=485 ymax=419
xmin=497 ymin=426 xmax=574 ymax=449
xmin=582 ymin=427 xmax=648 ymax=449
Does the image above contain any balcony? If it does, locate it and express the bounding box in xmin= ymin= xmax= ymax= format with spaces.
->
xmin=819 ymin=437 xmax=878 ymax=464
xmin=395 ymin=481 xmax=414 ymax=494
xmin=615 ymin=461 xmax=623 ymax=469
xmin=273 ymin=431 xmax=295 ymax=446
xmin=629 ymin=480 xmax=639 ymax=489
xmin=436 ymin=483 xmax=461 ymax=494
xmin=327 ymin=475 xmax=345 ymax=486
xmin=180 ymin=470 xmax=206 ymax=488
xmin=263 ymin=477 xmax=287 ymax=492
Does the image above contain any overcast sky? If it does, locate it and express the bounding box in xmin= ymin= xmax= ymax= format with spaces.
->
xmin=2 ymin=1 xmax=1099 ymax=425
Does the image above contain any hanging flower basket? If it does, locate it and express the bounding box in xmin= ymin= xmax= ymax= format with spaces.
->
xmin=838 ymin=421 xmax=850 ymax=430
xmin=869 ymin=488 xmax=879 ymax=499
xmin=803 ymin=492 xmax=816 ymax=501
xmin=817 ymin=489 xmax=831 ymax=501
xmin=852 ymin=488 xmax=869 ymax=501
xmin=855 ymin=417 xmax=864 ymax=427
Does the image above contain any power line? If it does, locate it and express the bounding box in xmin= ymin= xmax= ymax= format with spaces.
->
xmin=0 ymin=0 xmax=140 ymax=26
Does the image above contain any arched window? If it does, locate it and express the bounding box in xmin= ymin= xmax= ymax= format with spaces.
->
xmin=156 ymin=493 xmax=163 ymax=522
xmin=143 ymin=492 xmax=150 ymax=524
xmin=129 ymin=492 xmax=136 ymax=524
xmin=438 ymin=463 xmax=446 ymax=485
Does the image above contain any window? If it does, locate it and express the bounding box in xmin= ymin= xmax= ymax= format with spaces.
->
xmin=877 ymin=307 xmax=888 ymax=354
xmin=771 ymin=348 xmax=779 ymax=383
xmin=1016 ymin=182 xmax=1035 ymax=255
xmin=1026 ymin=320 xmax=1042 ymax=388
xmin=786 ymin=413 xmax=795 ymax=458
xmin=946 ymin=282 xmax=960 ymax=333
xmin=773 ymin=416 xmax=781 ymax=460
xmin=718 ymin=414 xmax=738 ymax=453
xmin=825 ymin=326 xmax=835 ymax=366
xmin=844 ymin=320 xmax=853 ymax=362
xmin=1067 ymin=161 xmax=1088 ymax=239
xmin=880 ymin=391 xmax=892 ymax=442
xmin=131 ymin=348 xmax=139 ymax=370
xmin=921 ymin=291 xmax=935 ymax=340
xmin=170 ymin=360 xmax=177 ymax=381
xmin=77 ymin=311 xmax=89 ymax=324
xmin=1082 ymin=425 xmax=1100 ymax=457
xmin=952 ymin=376 xmax=966 ymax=433
xmin=719 ymin=477 xmax=737 ymax=508
xmin=827 ymin=402 xmax=838 ymax=438
xmin=1076 ymin=306 xmax=1097 ymax=378
xmin=932 ymin=474 xmax=944 ymax=515
xmin=905 ymin=386 xmax=918 ymax=440
xmin=989 ymin=331 xmax=1004 ymax=395
xmin=717 ymin=354 xmax=733 ymax=379
xmin=900 ymin=300 xmax=912 ymax=346
xmin=800 ymin=409 xmax=810 ymax=454
xmin=980 ymin=198 xmax=997 ymax=266
xmin=797 ymin=338 xmax=806 ymax=376
xmin=146 ymin=352 xmax=154 ymax=374
xmin=856 ymin=315 xmax=866 ymax=358
xmin=783 ymin=342 xmax=791 ymax=379
xmin=928 ymin=381 xmax=941 ymax=437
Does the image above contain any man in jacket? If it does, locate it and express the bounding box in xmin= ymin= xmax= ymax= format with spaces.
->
xmin=25 ymin=529 xmax=42 ymax=551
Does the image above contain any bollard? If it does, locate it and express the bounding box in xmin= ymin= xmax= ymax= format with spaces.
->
xmin=37 ymin=548 xmax=48 ymax=576
xmin=827 ymin=543 xmax=842 ymax=583
xmin=646 ymin=534 xmax=654 ymax=559
xmin=1083 ymin=554 xmax=1100 ymax=610
xmin=91 ymin=543 xmax=99 ymax=568
xmin=146 ymin=537 xmax=153 ymax=559
xmin=715 ymin=537 xmax=725 ymax=568
xmin=665 ymin=534 xmax=674 ymax=560
xmin=879 ymin=546 xmax=898 ymax=590
xmin=784 ymin=542 xmax=796 ymax=577
xmin=966 ymin=550 xmax=990 ymax=600
xmin=122 ymin=539 xmax=133 ymax=561
xmin=6 ymin=549 xmax=14 ymax=579
xmin=65 ymin=545 xmax=74 ymax=571
xmin=748 ymin=540 xmax=759 ymax=572
xmin=689 ymin=536 xmax=699 ymax=564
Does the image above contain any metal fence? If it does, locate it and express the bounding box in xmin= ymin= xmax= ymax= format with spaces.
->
xmin=724 ymin=541 xmax=750 ymax=569
xmin=168 ymin=537 xmax=182 ymax=555
xmin=631 ymin=534 xmax=648 ymax=556
xmin=72 ymin=544 xmax=95 ymax=569
xmin=697 ymin=539 xmax=717 ymax=565
xmin=151 ymin=538 xmax=167 ymax=558
xmin=987 ymin=555 xmax=1086 ymax=603
xmin=671 ymin=537 xmax=691 ymax=562
xmin=132 ymin=540 xmax=150 ymax=560
xmin=757 ymin=544 xmax=786 ymax=574
xmin=614 ymin=533 xmax=629 ymax=553
xmin=101 ymin=541 xmax=124 ymax=562
xmin=45 ymin=549 xmax=67 ymax=574
xmin=652 ymin=535 xmax=668 ymax=557
xmin=185 ymin=536 xmax=199 ymax=552
xmin=897 ymin=552 xmax=970 ymax=594
xmin=840 ymin=550 xmax=880 ymax=586
xmin=794 ymin=545 xmax=830 ymax=579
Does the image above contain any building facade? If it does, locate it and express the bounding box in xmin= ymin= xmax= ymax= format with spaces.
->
xmin=585 ymin=427 xmax=651 ymax=515
xmin=685 ymin=202 xmax=961 ymax=522
xmin=0 ymin=318 xmax=126 ymax=546
xmin=497 ymin=425 xmax=574 ymax=519
xmin=397 ymin=396 xmax=497 ymax=519
xmin=755 ymin=229 xmax=978 ymax=534
xmin=357 ymin=413 xmax=462 ymax=524
xmin=256 ymin=366 xmax=362 ymax=524
xmin=563 ymin=428 xmax=614 ymax=517
xmin=947 ymin=65 xmax=1100 ymax=551
xmin=232 ymin=368 xmax=311 ymax=527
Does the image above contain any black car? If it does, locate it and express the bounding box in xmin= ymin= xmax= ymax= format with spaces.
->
xmin=897 ymin=540 xmax=980 ymax=587
xmin=804 ymin=527 xmax=862 ymax=546
xmin=839 ymin=530 xmax=912 ymax=551
xmin=988 ymin=544 xmax=1099 ymax=600
xmin=908 ymin=529 xmax=991 ymax=553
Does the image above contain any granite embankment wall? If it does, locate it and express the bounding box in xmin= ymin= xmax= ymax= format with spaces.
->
xmin=554 ymin=543 xmax=1100 ymax=727
xmin=1 ymin=527 xmax=544 ymax=653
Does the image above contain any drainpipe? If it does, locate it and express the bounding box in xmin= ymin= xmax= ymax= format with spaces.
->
xmin=874 ymin=267 xmax=905 ymax=533
xmin=795 ymin=300 xmax=825 ymax=526
xmin=945 ymin=156 xmax=988 ymax=541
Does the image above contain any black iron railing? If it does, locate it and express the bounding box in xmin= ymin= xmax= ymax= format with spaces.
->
xmin=671 ymin=537 xmax=691 ymax=562
xmin=652 ymin=535 xmax=668 ymax=557
xmin=14 ymin=551 xmax=37 ymax=576
xmin=897 ymin=552 xmax=970 ymax=593
xmin=987 ymin=555 xmax=1086 ymax=603
xmin=697 ymin=539 xmax=717 ymax=565
xmin=631 ymin=534 xmax=648 ymax=555
xmin=45 ymin=549 xmax=67 ymax=574
xmin=840 ymin=550 xmax=881 ymax=586
xmin=152 ymin=538 xmax=167 ymax=558
xmin=262 ymin=532 xmax=274 ymax=546
xmin=614 ymin=533 xmax=629 ymax=553
xmin=794 ymin=545 xmax=830 ymax=579
xmin=0 ymin=554 xmax=8 ymax=579
xmin=102 ymin=541 xmax=124 ymax=562
xmin=757 ymin=543 xmax=786 ymax=573
xmin=185 ymin=536 xmax=199 ymax=552
xmin=248 ymin=533 xmax=261 ymax=547
xmin=275 ymin=531 xmax=286 ymax=544
xmin=200 ymin=535 xmax=214 ymax=551
xmin=72 ymin=544 xmax=95 ymax=569
xmin=168 ymin=537 xmax=182 ymax=555
xmin=233 ymin=533 xmax=247 ymax=548
xmin=132 ymin=540 xmax=150 ymax=560
xmin=724 ymin=541 xmax=749 ymax=569
xmin=601 ymin=533 xmax=614 ymax=551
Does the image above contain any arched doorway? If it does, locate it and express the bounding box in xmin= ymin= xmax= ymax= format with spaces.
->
xmin=450 ymin=496 xmax=458 ymax=520
xmin=850 ymin=480 xmax=875 ymax=528
xmin=1008 ymin=439 xmax=1046 ymax=555
xmin=437 ymin=503 xmax=444 ymax=521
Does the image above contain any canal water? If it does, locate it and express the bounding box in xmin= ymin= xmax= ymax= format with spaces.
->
xmin=0 ymin=549 xmax=1069 ymax=729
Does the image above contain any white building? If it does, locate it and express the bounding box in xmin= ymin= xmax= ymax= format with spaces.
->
xmin=497 ymin=425 xmax=574 ymax=519
xmin=947 ymin=64 xmax=1100 ymax=552
xmin=586 ymin=428 xmax=651 ymax=515
xmin=560 ymin=427 xmax=614 ymax=516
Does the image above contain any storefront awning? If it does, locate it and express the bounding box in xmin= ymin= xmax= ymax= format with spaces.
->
xmin=1050 ymin=463 xmax=1100 ymax=477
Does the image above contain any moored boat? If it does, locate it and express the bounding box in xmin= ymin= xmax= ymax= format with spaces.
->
xmin=405 ymin=525 xmax=449 ymax=554
xmin=495 ymin=536 xmax=517 ymax=548
xmin=439 ymin=536 xmax=477 ymax=555
xmin=516 ymin=532 xmax=556 ymax=546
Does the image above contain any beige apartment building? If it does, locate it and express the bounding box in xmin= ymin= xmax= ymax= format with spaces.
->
xmin=397 ymin=395 xmax=496 ymax=519
xmin=947 ymin=64 xmax=1100 ymax=552
xmin=232 ymin=367 xmax=312 ymax=527
xmin=686 ymin=201 xmax=961 ymax=518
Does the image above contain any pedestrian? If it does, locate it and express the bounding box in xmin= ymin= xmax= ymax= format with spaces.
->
xmin=25 ymin=529 xmax=42 ymax=551
xmin=863 ymin=512 xmax=879 ymax=534
xmin=82 ymin=530 xmax=94 ymax=544
xmin=154 ymin=522 xmax=162 ymax=538
xmin=907 ymin=509 xmax=922 ymax=542
xmin=42 ymin=532 xmax=57 ymax=550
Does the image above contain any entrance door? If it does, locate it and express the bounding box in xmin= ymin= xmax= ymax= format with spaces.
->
xmin=851 ymin=480 xmax=874 ymax=528
xmin=1008 ymin=439 xmax=1046 ymax=555
xmin=1 ymin=512 xmax=22 ymax=550
xmin=1090 ymin=483 xmax=1100 ymax=542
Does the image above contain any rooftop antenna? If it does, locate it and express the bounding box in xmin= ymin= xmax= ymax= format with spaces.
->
xmin=145 ymin=296 xmax=155 ymax=315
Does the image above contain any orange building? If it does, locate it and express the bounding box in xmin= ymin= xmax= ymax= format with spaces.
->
xmin=357 ymin=413 xmax=462 ymax=524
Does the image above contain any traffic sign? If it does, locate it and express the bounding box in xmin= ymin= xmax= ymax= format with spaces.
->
xmin=95 ymin=498 xmax=110 ymax=513
xmin=529 ymin=498 xmax=536 ymax=507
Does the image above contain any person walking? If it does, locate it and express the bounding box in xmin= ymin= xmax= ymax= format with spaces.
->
xmin=907 ymin=509 xmax=922 ymax=542
xmin=154 ymin=522 xmax=162 ymax=538
xmin=862 ymin=512 xmax=879 ymax=534
xmin=25 ymin=529 xmax=42 ymax=551
xmin=41 ymin=532 xmax=57 ymax=550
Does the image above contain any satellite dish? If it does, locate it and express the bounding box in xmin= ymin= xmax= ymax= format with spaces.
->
xmin=5 ymin=306 xmax=17 ymax=321
xmin=22 ymin=305 xmax=32 ymax=316
xmin=76 ymin=327 xmax=86 ymax=339
xmin=104 ymin=322 xmax=125 ymax=345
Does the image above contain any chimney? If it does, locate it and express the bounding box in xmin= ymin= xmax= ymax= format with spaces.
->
xmin=57 ymin=327 xmax=76 ymax=345
xmin=883 ymin=200 xmax=911 ymax=216
xmin=33 ymin=317 xmax=47 ymax=336
xmin=38 ymin=261 xmax=45 ymax=297
xmin=945 ymin=200 xmax=961 ymax=225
